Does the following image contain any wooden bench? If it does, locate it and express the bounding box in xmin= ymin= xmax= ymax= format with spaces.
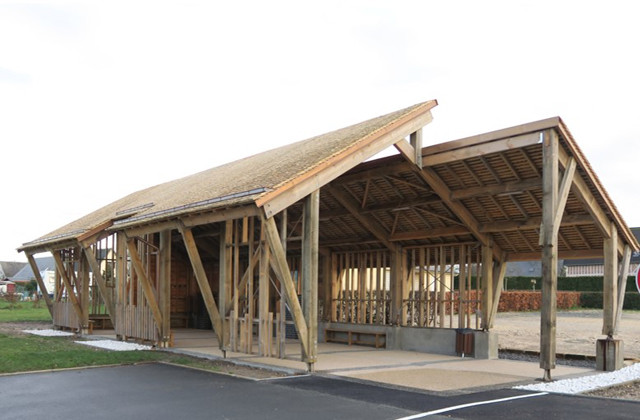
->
xmin=325 ymin=328 xmax=386 ymax=349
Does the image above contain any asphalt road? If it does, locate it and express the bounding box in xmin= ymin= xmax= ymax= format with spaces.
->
xmin=1 ymin=363 xmax=638 ymax=420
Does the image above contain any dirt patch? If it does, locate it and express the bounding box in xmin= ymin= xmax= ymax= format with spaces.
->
xmin=0 ymin=321 xmax=52 ymax=335
xmin=586 ymin=380 xmax=640 ymax=400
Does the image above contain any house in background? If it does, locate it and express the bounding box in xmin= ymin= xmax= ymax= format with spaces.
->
xmin=0 ymin=261 xmax=27 ymax=281
xmin=10 ymin=255 xmax=56 ymax=295
xmin=563 ymin=228 xmax=640 ymax=277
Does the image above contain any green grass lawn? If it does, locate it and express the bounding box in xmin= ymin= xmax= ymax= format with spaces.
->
xmin=0 ymin=299 xmax=223 ymax=374
xmin=0 ymin=300 xmax=52 ymax=322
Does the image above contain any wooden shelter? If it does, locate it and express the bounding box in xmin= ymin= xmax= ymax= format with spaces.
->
xmin=19 ymin=100 xmax=638 ymax=377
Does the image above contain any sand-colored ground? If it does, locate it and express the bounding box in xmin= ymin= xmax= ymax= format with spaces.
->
xmin=493 ymin=310 xmax=640 ymax=359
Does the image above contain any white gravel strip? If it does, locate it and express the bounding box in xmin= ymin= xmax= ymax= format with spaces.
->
xmin=23 ymin=329 xmax=74 ymax=337
xmin=514 ymin=363 xmax=640 ymax=394
xmin=74 ymin=340 xmax=152 ymax=351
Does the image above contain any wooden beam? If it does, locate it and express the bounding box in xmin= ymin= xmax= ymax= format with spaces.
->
xmin=557 ymin=147 xmax=611 ymax=240
xmin=77 ymin=220 xmax=114 ymax=245
xmin=416 ymin=166 xmax=503 ymax=260
xmin=480 ymin=214 xmax=593 ymax=233
xmin=82 ymin=246 xmax=117 ymax=327
xmin=302 ymin=190 xmax=319 ymax=367
xmin=257 ymin=104 xmax=436 ymax=218
xmin=450 ymin=178 xmax=541 ymax=201
xmin=159 ymin=230 xmax=172 ymax=346
xmin=26 ymin=253 xmax=53 ymax=316
xmin=422 ymin=132 xmax=541 ymax=167
xmin=614 ymin=245 xmax=632 ymax=335
xmin=602 ymin=221 xmax=618 ymax=337
xmin=126 ymin=238 xmax=164 ymax=334
xmin=508 ymin=249 xmax=606 ymax=261
xmin=319 ymin=196 xmax=442 ymax=219
xmin=51 ymin=250 xmax=85 ymax=326
xmin=258 ymin=227 xmax=270 ymax=356
xmin=178 ymin=227 xmax=224 ymax=342
xmin=393 ymin=139 xmax=416 ymax=166
xmin=488 ymin=258 xmax=507 ymax=329
xmin=410 ymin=129 xmax=423 ymax=168
xmin=324 ymin=184 xmax=397 ymax=252
xmin=389 ymin=225 xmax=470 ymax=241
xmin=540 ymin=129 xmax=558 ymax=380
xmin=481 ymin=244 xmax=493 ymax=331
xmin=553 ymin=157 xmax=577 ymax=238
xmin=263 ymin=214 xmax=310 ymax=361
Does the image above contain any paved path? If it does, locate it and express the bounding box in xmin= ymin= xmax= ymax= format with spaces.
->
xmin=1 ymin=363 xmax=638 ymax=419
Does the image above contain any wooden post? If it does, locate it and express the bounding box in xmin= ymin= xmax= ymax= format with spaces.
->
xmin=302 ymin=190 xmax=319 ymax=369
xmin=279 ymin=210 xmax=287 ymax=358
xmin=602 ymin=222 xmax=618 ymax=337
xmin=159 ymin=230 xmax=172 ymax=347
xmin=26 ymin=253 xmax=53 ymax=316
xmin=458 ymin=245 xmax=467 ymax=329
xmin=219 ymin=220 xmax=233 ymax=351
xmin=259 ymin=226 xmax=270 ymax=356
xmin=391 ymin=246 xmax=404 ymax=325
xmin=410 ymin=129 xmax=423 ymax=168
xmin=80 ymin=250 xmax=90 ymax=333
xmin=481 ymin=244 xmax=493 ymax=331
xmin=540 ymin=129 xmax=559 ymax=381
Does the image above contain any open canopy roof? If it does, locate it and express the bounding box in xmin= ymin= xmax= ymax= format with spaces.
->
xmin=19 ymin=100 xmax=638 ymax=259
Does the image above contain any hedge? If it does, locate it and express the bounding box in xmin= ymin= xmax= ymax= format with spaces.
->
xmin=455 ymin=275 xmax=638 ymax=292
xmin=579 ymin=292 xmax=640 ymax=310
xmin=498 ymin=291 xmax=581 ymax=312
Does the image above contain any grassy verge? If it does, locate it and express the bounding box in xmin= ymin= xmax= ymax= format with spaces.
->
xmin=0 ymin=300 xmax=52 ymax=322
xmin=0 ymin=332 xmax=231 ymax=374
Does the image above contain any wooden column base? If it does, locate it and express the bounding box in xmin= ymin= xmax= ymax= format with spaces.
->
xmin=596 ymin=338 xmax=624 ymax=371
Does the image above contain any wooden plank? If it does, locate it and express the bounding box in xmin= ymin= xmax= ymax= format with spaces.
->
xmin=26 ymin=253 xmax=53 ymax=316
xmin=178 ymin=227 xmax=224 ymax=343
xmin=602 ymin=221 xmax=618 ymax=337
xmin=450 ymin=178 xmax=540 ymax=200
xmin=258 ymin=106 xmax=436 ymax=218
xmin=263 ymin=215 xmax=310 ymax=361
xmin=126 ymin=238 xmax=164 ymax=336
xmin=540 ymin=129 xmax=558 ymax=380
xmin=159 ymin=230 xmax=172 ymax=346
xmin=422 ymin=132 xmax=541 ymax=167
xmin=51 ymin=251 xmax=85 ymax=326
xmin=324 ymin=184 xmax=397 ymax=252
xmin=82 ymin=246 xmax=117 ymax=327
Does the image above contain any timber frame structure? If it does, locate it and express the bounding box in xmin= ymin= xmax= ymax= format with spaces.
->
xmin=20 ymin=100 xmax=638 ymax=376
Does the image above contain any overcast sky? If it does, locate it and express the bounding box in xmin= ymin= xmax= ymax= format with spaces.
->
xmin=2 ymin=1 xmax=639 ymax=262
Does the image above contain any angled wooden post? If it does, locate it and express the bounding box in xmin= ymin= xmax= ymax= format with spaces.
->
xmin=52 ymin=250 xmax=85 ymax=328
xmin=82 ymin=246 xmax=117 ymax=327
xmin=263 ymin=214 xmax=311 ymax=362
xmin=540 ymin=129 xmax=559 ymax=381
xmin=159 ymin=230 xmax=172 ymax=347
xmin=602 ymin=222 xmax=618 ymax=337
xmin=488 ymin=258 xmax=507 ymax=329
xmin=614 ymin=245 xmax=632 ymax=335
xmin=126 ymin=238 xmax=163 ymax=335
xmin=302 ymin=190 xmax=319 ymax=368
xmin=26 ymin=253 xmax=53 ymax=316
xmin=178 ymin=226 xmax=224 ymax=349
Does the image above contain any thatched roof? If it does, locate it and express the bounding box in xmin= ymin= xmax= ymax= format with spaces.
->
xmin=20 ymin=100 xmax=437 ymax=251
